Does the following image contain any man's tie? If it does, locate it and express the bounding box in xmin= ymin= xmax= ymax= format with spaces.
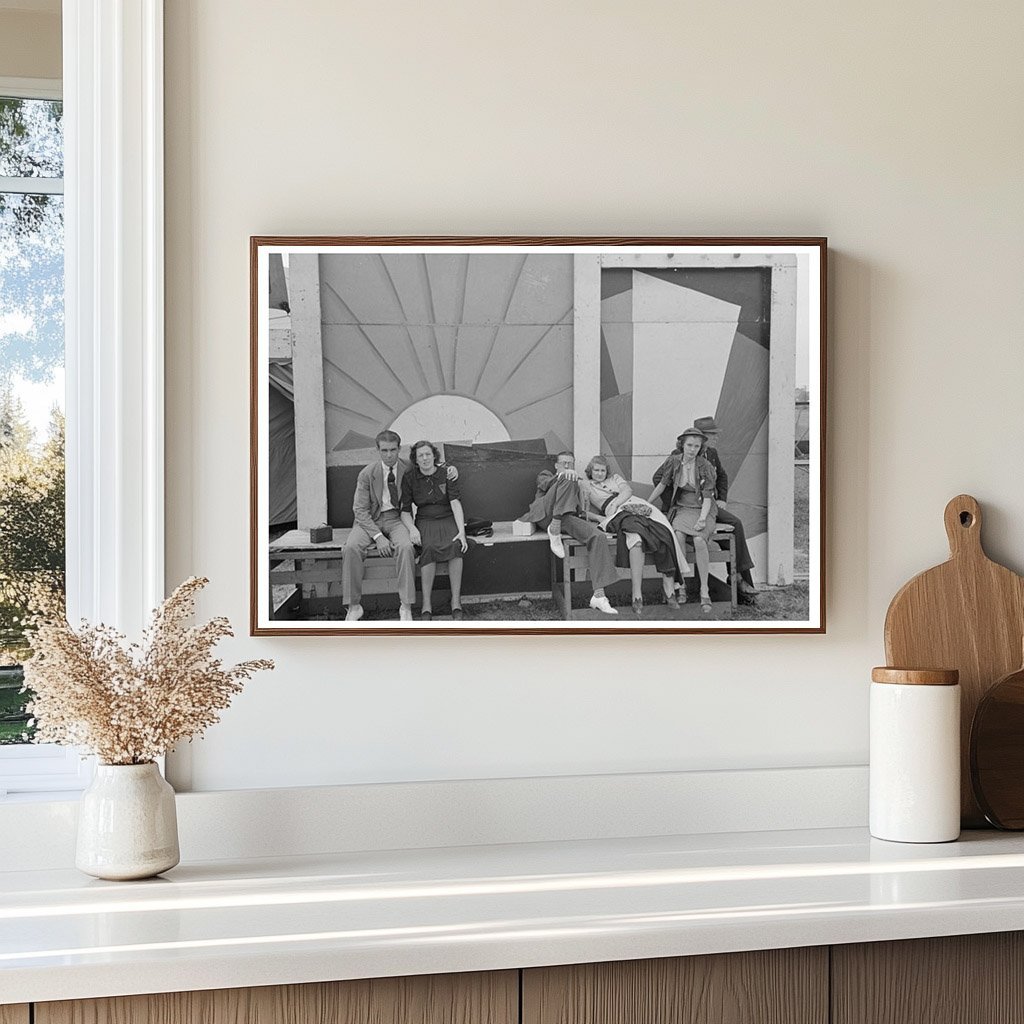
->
xmin=387 ymin=466 xmax=399 ymax=508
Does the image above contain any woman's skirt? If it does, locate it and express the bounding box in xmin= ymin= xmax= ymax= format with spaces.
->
xmin=670 ymin=504 xmax=717 ymax=543
xmin=606 ymin=511 xmax=684 ymax=582
xmin=416 ymin=515 xmax=465 ymax=565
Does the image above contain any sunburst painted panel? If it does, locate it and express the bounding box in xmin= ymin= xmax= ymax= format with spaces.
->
xmin=479 ymin=325 xmax=573 ymax=409
xmin=504 ymin=390 xmax=572 ymax=451
xmin=505 ymin=254 xmax=573 ymax=324
xmin=424 ymin=253 xmax=470 ymax=325
xmin=320 ymin=255 xmax=404 ymax=325
xmin=317 ymin=254 xmax=576 ymax=450
xmin=462 ymin=254 xmax=530 ymax=325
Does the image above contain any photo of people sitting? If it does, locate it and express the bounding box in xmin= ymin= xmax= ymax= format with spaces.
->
xmin=336 ymin=425 xmax=758 ymax=623
xmin=262 ymin=247 xmax=813 ymax=629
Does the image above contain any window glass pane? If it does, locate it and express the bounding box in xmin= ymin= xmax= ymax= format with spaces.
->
xmin=0 ymin=184 xmax=65 ymax=745
xmin=0 ymin=98 xmax=63 ymax=179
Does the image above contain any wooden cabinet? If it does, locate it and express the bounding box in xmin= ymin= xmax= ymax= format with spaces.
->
xmin=832 ymin=932 xmax=1024 ymax=1024
xmin=18 ymin=933 xmax=1024 ymax=1024
xmin=35 ymin=972 xmax=517 ymax=1024
xmin=522 ymin=948 xmax=828 ymax=1024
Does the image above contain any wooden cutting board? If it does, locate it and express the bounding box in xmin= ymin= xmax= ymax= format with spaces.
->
xmin=884 ymin=494 xmax=1024 ymax=827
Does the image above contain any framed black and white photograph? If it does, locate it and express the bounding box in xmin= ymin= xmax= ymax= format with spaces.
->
xmin=250 ymin=237 xmax=826 ymax=635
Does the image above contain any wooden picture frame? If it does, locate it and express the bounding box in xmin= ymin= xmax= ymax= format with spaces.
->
xmin=251 ymin=237 xmax=826 ymax=635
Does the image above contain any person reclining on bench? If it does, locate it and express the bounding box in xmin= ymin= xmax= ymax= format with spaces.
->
xmin=343 ymin=429 xmax=457 ymax=623
xmin=580 ymin=454 xmax=689 ymax=617
xmin=518 ymin=451 xmax=620 ymax=615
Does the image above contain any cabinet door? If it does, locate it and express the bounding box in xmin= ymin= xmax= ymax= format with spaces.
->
xmin=0 ymin=1007 xmax=29 ymax=1024
xmin=36 ymin=971 xmax=517 ymax=1024
xmin=832 ymin=932 xmax=1024 ymax=1024
xmin=523 ymin=949 xmax=828 ymax=1024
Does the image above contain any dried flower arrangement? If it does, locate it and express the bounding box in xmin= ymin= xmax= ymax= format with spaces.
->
xmin=23 ymin=576 xmax=273 ymax=765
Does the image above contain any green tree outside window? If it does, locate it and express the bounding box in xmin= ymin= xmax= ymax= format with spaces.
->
xmin=0 ymin=95 xmax=65 ymax=743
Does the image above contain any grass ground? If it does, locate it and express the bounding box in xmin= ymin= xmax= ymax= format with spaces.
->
xmin=350 ymin=581 xmax=809 ymax=623
xmin=794 ymin=463 xmax=810 ymax=576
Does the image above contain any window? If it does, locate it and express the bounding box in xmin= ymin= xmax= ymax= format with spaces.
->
xmin=0 ymin=79 xmax=82 ymax=797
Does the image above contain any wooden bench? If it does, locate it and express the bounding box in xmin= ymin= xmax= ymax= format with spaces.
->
xmin=552 ymin=525 xmax=737 ymax=620
xmin=268 ymin=523 xmax=549 ymax=608
xmin=270 ymin=522 xmax=737 ymax=619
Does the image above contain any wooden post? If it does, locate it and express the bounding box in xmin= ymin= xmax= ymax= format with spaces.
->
xmin=573 ymin=255 xmax=602 ymax=460
xmin=289 ymin=254 xmax=328 ymax=529
xmin=768 ymin=262 xmax=798 ymax=585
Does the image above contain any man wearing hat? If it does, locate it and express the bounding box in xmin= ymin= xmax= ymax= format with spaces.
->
xmin=652 ymin=416 xmax=757 ymax=598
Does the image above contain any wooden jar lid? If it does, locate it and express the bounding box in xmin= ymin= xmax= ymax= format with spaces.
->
xmin=871 ymin=667 xmax=960 ymax=686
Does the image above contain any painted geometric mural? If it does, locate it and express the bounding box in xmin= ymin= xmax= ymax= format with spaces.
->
xmin=320 ymin=253 xmax=574 ymax=457
xmin=600 ymin=267 xmax=770 ymax=542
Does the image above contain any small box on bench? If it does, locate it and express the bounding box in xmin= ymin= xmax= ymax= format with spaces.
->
xmin=308 ymin=525 xmax=333 ymax=544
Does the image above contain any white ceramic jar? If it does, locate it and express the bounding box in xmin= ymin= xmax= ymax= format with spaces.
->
xmin=870 ymin=667 xmax=961 ymax=843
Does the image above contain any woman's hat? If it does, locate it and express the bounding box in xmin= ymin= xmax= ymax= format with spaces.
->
xmin=693 ymin=416 xmax=719 ymax=433
xmin=677 ymin=426 xmax=707 ymax=443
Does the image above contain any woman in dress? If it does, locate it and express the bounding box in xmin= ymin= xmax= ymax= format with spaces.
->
xmin=400 ymin=440 xmax=469 ymax=620
xmin=581 ymin=456 xmax=688 ymax=616
xmin=646 ymin=427 xmax=718 ymax=613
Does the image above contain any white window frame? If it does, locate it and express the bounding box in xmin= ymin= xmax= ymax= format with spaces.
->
xmin=0 ymin=0 xmax=164 ymax=799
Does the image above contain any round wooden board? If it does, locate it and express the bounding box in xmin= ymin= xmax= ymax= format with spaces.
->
xmin=971 ymin=663 xmax=1024 ymax=829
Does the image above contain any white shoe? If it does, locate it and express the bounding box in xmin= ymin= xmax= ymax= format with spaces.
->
xmin=548 ymin=524 xmax=565 ymax=559
xmin=346 ymin=604 xmax=363 ymax=622
xmin=399 ymin=605 xmax=412 ymax=621
xmin=589 ymin=594 xmax=618 ymax=615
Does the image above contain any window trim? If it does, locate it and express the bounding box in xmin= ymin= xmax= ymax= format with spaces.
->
xmin=0 ymin=1 xmax=165 ymax=797
xmin=0 ymin=76 xmax=62 ymax=101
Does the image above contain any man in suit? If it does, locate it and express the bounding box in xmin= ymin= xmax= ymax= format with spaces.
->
xmin=343 ymin=429 xmax=457 ymax=622
xmin=652 ymin=416 xmax=757 ymax=598
xmin=519 ymin=452 xmax=619 ymax=615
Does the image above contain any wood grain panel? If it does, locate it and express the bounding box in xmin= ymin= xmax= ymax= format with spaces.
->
xmin=36 ymin=971 xmax=517 ymax=1024
xmin=0 ymin=1006 xmax=30 ymax=1024
xmin=522 ymin=949 xmax=828 ymax=1024
xmin=833 ymin=933 xmax=1024 ymax=1024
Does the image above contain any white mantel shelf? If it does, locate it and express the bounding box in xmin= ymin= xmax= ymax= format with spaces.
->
xmin=5 ymin=826 xmax=1024 ymax=1004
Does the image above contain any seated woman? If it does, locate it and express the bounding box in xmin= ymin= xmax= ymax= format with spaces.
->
xmin=400 ymin=440 xmax=469 ymax=620
xmin=581 ymin=455 xmax=688 ymax=616
xmin=646 ymin=427 xmax=718 ymax=614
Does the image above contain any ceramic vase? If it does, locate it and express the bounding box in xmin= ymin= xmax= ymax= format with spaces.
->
xmin=75 ymin=762 xmax=180 ymax=880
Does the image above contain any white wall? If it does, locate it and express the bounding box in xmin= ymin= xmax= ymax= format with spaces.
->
xmin=164 ymin=1 xmax=1024 ymax=791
